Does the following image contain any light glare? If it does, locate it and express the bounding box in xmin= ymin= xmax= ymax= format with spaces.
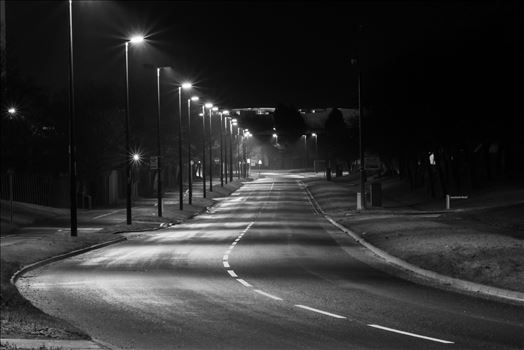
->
xmin=181 ymin=82 xmax=192 ymax=90
xmin=129 ymin=35 xmax=145 ymax=44
xmin=191 ymin=96 xmax=199 ymax=101
xmin=205 ymin=103 xmax=213 ymax=109
xmin=8 ymin=107 xmax=16 ymax=114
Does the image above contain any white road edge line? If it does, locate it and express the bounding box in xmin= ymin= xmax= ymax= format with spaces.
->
xmin=236 ymin=279 xmax=252 ymax=287
xmin=294 ymin=304 xmax=347 ymax=319
xmin=254 ymin=289 xmax=283 ymax=301
xmin=368 ymin=324 xmax=454 ymax=344
xmin=227 ymin=270 xmax=238 ymax=278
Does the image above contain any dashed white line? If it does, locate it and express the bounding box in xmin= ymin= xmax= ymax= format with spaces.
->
xmin=223 ymin=255 xmax=229 ymax=261
xmin=223 ymin=261 xmax=230 ymax=268
xmin=295 ymin=304 xmax=347 ymax=319
xmin=227 ymin=270 xmax=238 ymax=278
xmin=254 ymin=289 xmax=283 ymax=301
xmin=367 ymin=324 xmax=454 ymax=344
xmin=236 ymin=279 xmax=252 ymax=287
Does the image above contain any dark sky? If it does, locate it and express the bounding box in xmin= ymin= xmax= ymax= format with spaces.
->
xmin=5 ymin=1 xmax=522 ymax=109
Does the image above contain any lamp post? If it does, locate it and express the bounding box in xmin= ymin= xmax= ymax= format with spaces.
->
xmin=187 ymin=95 xmax=199 ymax=205
xmin=124 ymin=35 xmax=144 ymax=225
xmin=202 ymin=104 xmax=210 ymax=197
xmin=312 ymin=132 xmax=318 ymax=172
xmin=154 ymin=66 xmax=170 ymax=217
xmin=67 ymin=0 xmax=78 ymax=236
xmin=177 ymin=82 xmax=192 ymax=211
xmin=222 ymin=110 xmax=230 ymax=184
xmin=206 ymin=104 xmax=215 ymax=192
xmin=228 ymin=117 xmax=234 ymax=182
xmin=219 ymin=111 xmax=224 ymax=187
xmin=302 ymin=134 xmax=308 ymax=169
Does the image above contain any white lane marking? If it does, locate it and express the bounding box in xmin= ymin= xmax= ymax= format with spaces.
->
xmin=254 ymin=289 xmax=283 ymax=301
xmin=294 ymin=304 xmax=347 ymax=319
xmin=234 ymin=238 xmax=240 ymax=242
xmin=236 ymin=279 xmax=252 ymax=287
xmin=223 ymin=261 xmax=230 ymax=268
xmin=227 ymin=270 xmax=238 ymax=278
xmin=226 ymin=249 xmax=232 ymax=254
xmin=232 ymin=241 xmax=237 ymax=246
xmin=368 ymin=324 xmax=454 ymax=344
xmin=223 ymin=255 xmax=229 ymax=261
xmin=93 ymin=210 xmax=120 ymax=219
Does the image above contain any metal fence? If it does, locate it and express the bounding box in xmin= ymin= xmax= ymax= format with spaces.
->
xmin=0 ymin=173 xmax=57 ymax=206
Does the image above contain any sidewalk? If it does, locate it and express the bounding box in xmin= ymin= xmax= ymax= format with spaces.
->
xmin=301 ymin=173 xmax=524 ymax=303
xmin=0 ymin=178 xmax=247 ymax=349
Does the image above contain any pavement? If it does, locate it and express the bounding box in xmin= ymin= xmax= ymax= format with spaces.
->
xmin=8 ymin=172 xmax=524 ymax=349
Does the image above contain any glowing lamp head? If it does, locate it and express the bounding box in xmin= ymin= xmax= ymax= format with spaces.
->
xmin=199 ymin=113 xmax=204 ymax=117
xmin=273 ymin=133 xmax=277 ymax=138
xmin=205 ymin=103 xmax=213 ymax=109
xmin=212 ymin=107 xmax=219 ymax=111
xmin=132 ymin=153 xmax=140 ymax=162
xmin=181 ymin=82 xmax=192 ymax=90
xmin=223 ymin=110 xmax=230 ymax=115
xmin=312 ymin=133 xmax=317 ymax=137
xmin=7 ymin=107 xmax=16 ymax=115
xmin=191 ymin=96 xmax=199 ymax=101
xmin=129 ymin=35 xmax=145 ymax=44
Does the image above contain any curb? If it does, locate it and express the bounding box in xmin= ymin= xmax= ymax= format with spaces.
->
xmin=10 ymin=236 xmax=127 ymax=285
xmin=301 ymin=181 xmax=524 ymax=306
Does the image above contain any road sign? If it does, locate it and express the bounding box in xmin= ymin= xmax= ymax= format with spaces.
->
xmin=150 ymin=156 xmax=158 ymax=170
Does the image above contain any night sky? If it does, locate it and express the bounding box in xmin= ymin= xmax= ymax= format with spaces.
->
xmin=5 ymin=1 xmax=522 ymax=109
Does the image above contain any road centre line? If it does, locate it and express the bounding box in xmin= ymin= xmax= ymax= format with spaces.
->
xmin=236 ymin=279 xmax=252 ymax=287
xmin=93 ymin=210 xmax=120 ymax=219
xmin=294 ymin=304 xmax=347 ymax=319
xmin=223 ymin=255 xmax=228 ymax=261
xmin=227 ymin=270 xmax=238 ymax=278
xmin=223 ymin=261 xmax=230 ymax=268
xmin=367 ymin=324 xmax=454 ymax=344
xmin=254 ymin=289 xmax=283 ymax=301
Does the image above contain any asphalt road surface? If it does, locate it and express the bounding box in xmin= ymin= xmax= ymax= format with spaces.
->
xmin=17 ymin=173 xmax=524 ymax=349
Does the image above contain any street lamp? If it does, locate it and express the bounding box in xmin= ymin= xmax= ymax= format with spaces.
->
xmin=222 ymin=110 xmax=230 ymax=184
xmin=124 ymin=34 xmax=145 ymax=225
xmin=302 ymin=134 xmax=308 ymax=169
xmin=311 ymin=133 xmax=318 ymax=173
xmin=152 ymin=65 xmax=171 ymax=217
xmin=218 ymin=111 xmax=225 ymax=187
xmin=7 ymin=107 xmax=16 ymax=115
xmin=177 ymin=82 xmax=192 ymax=210
xmin=187 ymin=95 xmax=199 ymax=205
xmin=67 ymin=0 xmax=78 ymax=236
xmin=200 ymin=106 xmax=206 ymax=198
xmin=227 ymin=116 xmax=233 ymax=182
xmin=206 ymin=103 xmax=215 ymax=192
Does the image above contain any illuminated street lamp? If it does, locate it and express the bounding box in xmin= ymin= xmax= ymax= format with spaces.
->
xmin=312 ymin=132 xmax=319 ymax=172
xmin=177 ymin=82 xmax=192 ymax=210
xmin=272 ymin=133 xmax=278 ymax=144
xmin=227 ymin=116 xmax=233 ymax=182
xmin=124 ymin=34 xmax=145 ymax=224
xmin=187 ymin=95 xmax=199 ymax=205
xmin=218 ymin=111 xmax=225 ymax=187
xmin=7 ymin=107 xmax=16 ymax=115
xmin=302 ymin=134 xmax=308 ymax=169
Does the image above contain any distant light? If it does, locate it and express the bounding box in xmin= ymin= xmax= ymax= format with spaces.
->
xmin=7 ymin=107 xmax=16 ymax=115
xmin=181 ymin=82 xmax=192 ymax=90
xmin=132 ymin=153 xmax=141 ymax=162
xmin=205 ymin=103 xmax=213 ymax=109
xmin=247 ymin=158 xmax=251 ymax=163
xmin=199 ymin=113 xmax=204 ymax=117
xmin=212 ymin=107 xmax=219 ymax=111
xmin=258 ymin=160 xmax=262 ymax=165
xmin=191 ymin=96 xmax=199 ymax=101
xmin=232 ymin=118 xmax=237 ymax=123
xmin=232 ymin=121 xmax=238 ymax=125
xmin=312 ymin=133 xmax=317 ymax=137
xmin=272 ymin=127 xmax=276 ymax=131
xmin=223 ymin=110 xmax=230 ymax=115
xmin=272 ymin=133 xmax=277 ymax=138
xmin=129 ymin=35 xmax=145 ymax=44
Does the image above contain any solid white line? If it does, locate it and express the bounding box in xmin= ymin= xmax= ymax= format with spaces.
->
xmin=368 ymin=324 xmax=454 ymax=344
xmin=254 ymin=289 xmax=283 ymax=301
xmin=223 ymin=261 xmax=230 ymax=268
xmin=236 ymin=279 xmax=252 ymax=287
xmin=227 ymin=270 xmax=238 ymax=278
xmin=223 ymin=255 xmax=229 ymax=261
xmin=294 ymin=305 xmax=347 ymax=319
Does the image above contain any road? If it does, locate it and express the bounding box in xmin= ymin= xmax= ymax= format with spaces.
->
xmin=17 ymin=173 xmax=524 ymax=349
